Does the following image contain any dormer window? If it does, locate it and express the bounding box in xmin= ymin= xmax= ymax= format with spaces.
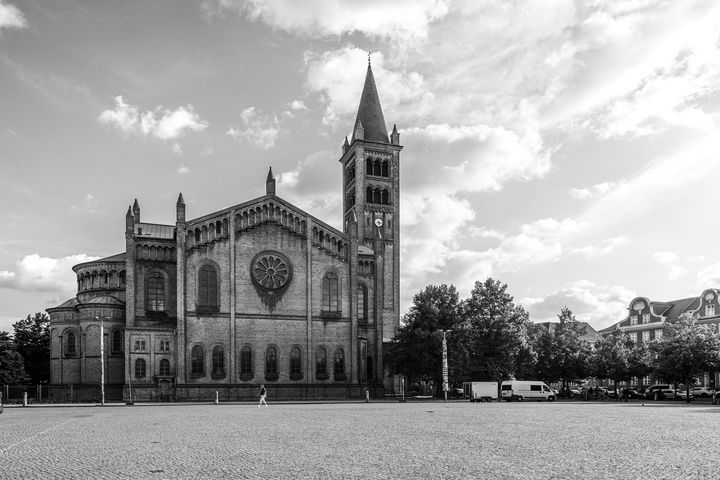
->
xmin=642 ymin=314 xmax=650 ymax=324
xmin=630 ymin=315 xmax=638 ymax=325
xmin=706 ymin=304 xmax=715 ymax=317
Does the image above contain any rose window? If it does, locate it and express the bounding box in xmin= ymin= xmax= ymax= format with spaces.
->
xmin=251 ymin=251 xmax=292 ymax=290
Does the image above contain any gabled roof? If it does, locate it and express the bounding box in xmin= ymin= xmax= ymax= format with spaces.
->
xmin=352 ymin=64 xmax=389 ymax=144
xmin=664 ymin=297 xmax=700 ymax=320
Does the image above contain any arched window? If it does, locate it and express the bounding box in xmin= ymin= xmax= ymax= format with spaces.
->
xmin=146 ymin=273 xmax=165 ymax=311
xmin=212 ymin=345 xmax=225 ymax=378
xmin=334 ymin=348 xmax=346 ymax=381
xmin=322 ymin=272 xmax=339 ymax=313
xmin=373 ymin=189 xmax=381 ymax=204
xmin=358 ymin=285 xmax=367 ymax=323
xmin=240 ymin=346 xmax=253 ymax=381
xmin=159 ymin=359 xmax=170 ymax=376
xmin=366 ymin=186 xmax=372 ymax=203
xmin=382 ymin=189 xmax=389 ymax=205
xmin=191 ymin=345 xmax=204 ymax=378
xmin=366 ymin=158 xmax=373 ymax=174
xmin=316 ymin=347 xmax=328 ymax=380
xmin=198 ymin=264 xmax=219 ymax=313
xmin=265 ymin=346 xmax=278 ymax=381
xmin=112 ymin=330 xmax=123 ymax=354
xmin=65 ymin=331 xmax=77 ymax=356
xmin=135 ymin=359 xmax=146 ymax=379
xmin=290 ymin=346 xmax=302 ymax=380
xmin=381 ymin=161 xmax=389 ymax=177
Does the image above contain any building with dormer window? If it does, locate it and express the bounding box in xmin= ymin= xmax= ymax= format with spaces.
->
xmin=599 ymin=289 xmax=720 ymax=387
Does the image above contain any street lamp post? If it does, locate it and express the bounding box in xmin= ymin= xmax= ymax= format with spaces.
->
xmin=95 ymin=316 xmax=105 ymax=406
xmin=441 ymin=329 xmax=452 ymax=403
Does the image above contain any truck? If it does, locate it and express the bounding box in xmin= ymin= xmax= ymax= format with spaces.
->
xmin=462 ymin=382 xmax=499 ymax=402
xmin=500 ymin=380 xmax=555 ymax=401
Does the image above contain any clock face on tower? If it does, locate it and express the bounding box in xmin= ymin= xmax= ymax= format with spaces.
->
xmin=250 ymin=251 xmax=293 ymax=291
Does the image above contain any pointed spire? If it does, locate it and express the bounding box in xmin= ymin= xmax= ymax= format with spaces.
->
xmin=125 ymin=205 xmax=134 ymax=233
xmin=352 ymin=63 xmax=389 ymax=144
xmin=132 ymin=198 xmax=140 ymax=223
xmin=176 ymin=193 xmax=186 ymax=223
xmin=266 ymin=167 xmax=276 ymax=195
xmin=342 ymin=136 xmax=350 ymax=154
xmin=390 ymin=124 xmax=400 ymax=145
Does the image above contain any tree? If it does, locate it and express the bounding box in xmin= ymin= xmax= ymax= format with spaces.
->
xmin=0 ymin=331 xmax=29 ymax=384
xmin=591 ymin=332 xmax=632 ymax=395
xmin=461 ymin=278 xmax=536 ymax=381
xmin=553 ymin=307 xmax=591 ymax=389
xmin=12 ymin=313 xmax=51 ymax=384
xmin=385 ymin=285 xmax=462 ymax=389
xmin=651 ymin=313 xmax=720 ymax=402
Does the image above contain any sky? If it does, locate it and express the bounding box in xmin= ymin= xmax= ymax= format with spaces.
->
xmin=1 ymin=0 xmax=720 ymax=334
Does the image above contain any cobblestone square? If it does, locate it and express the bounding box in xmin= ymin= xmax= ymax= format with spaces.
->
xmin=2 ymin=401 xmax=718 ymax=479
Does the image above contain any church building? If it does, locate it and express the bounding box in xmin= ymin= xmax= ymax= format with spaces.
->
xmin=46 ymin=64 xmax=402 ymax=402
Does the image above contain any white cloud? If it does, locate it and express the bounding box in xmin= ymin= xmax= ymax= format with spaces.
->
xmin=178 ymin=164 xmax=190 ymax=175
xmin=573 ymin=236 xmax=627 ymax=257
xmin=290 ymin=99 xmax=308 ymax=111
xmin=226 ymin=106 xmax=284 ymax=150
xmin=0 ymin=2 xmax=26 ymax=30
xmin=0 ymin=254 xmax=100 ymax=293
xmin=306 ymin=47 xmax=430 ymax=127
xmin=202 ymin=0 xmax=450 ymax=46
xmin=570 ymin=181 xmax=619 ymax=200
xmin=698 ymin=262 xmax=720 ymax=288
xmin=522 ymin=280 xmax=636 ymax=330
xmin=98 ymin=96 xmax=208 ymax=141
xmin=651 ymin=251 xmax=687 ymax=281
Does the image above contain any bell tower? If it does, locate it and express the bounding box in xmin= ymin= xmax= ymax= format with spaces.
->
xmin=340 ymin=59 xmax=402 ymax=378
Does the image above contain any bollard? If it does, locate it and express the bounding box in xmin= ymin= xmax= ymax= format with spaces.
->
xmin=215 ymin=391 xmax=219 ymax=405
xmin=365 ymin=388 xmax=370 ymax=403
xmin=23 ymin=392 xmax=28 ymax=407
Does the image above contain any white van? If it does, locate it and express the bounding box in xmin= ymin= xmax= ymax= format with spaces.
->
xmin=500 ymin=380 xmax=555 ymax=402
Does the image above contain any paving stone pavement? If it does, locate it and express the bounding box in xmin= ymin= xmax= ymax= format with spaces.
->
xmin=1 ymin=400 xmax=719 ymax=479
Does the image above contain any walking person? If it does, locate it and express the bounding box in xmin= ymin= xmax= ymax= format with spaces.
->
xmin=258 ymin=384 xmax=268 ymax=407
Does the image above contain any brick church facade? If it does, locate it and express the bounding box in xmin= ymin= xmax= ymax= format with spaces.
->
xmin=46 ymin=64 xmax=402 ymax=402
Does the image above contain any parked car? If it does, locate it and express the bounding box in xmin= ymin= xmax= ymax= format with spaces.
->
xmin=645 ymin=384 xmax=675 ymax=400
xmin=621 ymin=388 xmax=642 ymax=399
xmin=691 ymin=386 xmax=715 ymax=398
xmin=675 ymin=389 xmax=694 ymax=401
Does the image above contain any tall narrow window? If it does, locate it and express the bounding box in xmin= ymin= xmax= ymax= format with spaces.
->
xmin=240 ymin=346 xmax=253 ymax=380
xmin=290 ymin=346 xmax=302 ymax=380
xmin=642 ymin=314 xmax=650 ymax=324
xmin=135 ymin=359 xmax=146 ymax=379
xmin=367 ymin=356 xmax=374 ymax=381
xmin=265 ymin=346 xmax=278 ymax=381
xmin=366 ymin=158 xmax=373 ymax=175
xmin=629 ymin=315 xmax=637 ymax=325
xmin=212 ymin=346 xmax=225 ymax=378
xmin=191 ymin=345 xmax=204 ymax=378
xmin=322 ymin=272 xmax=339 ymax=313
xmin=316 ymin=347 xmax=328 ymax=380
xmin=358 ymin=285 xmax=367 ymax=323
xmin=159 ymin=359 xmax=170 ymax=376
xmin=147 ymin=273 xmax=165 ymax=311
xmin=333 ymin=348 xmax=346 ymax=381
xmin=66 ymin=332 xmax=77 ymax=356
xmin=706 ymin=304 xmax=715 ymax=317
xmin=381 ymin=189 xmax=389 ymax=205
xmin=112 ymin=330 xmax=123 ymax=354
xmin=198 ymin=265 xmax=219 ymax=313
xmin=381 ymin=161 xmax=389 ymax=177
